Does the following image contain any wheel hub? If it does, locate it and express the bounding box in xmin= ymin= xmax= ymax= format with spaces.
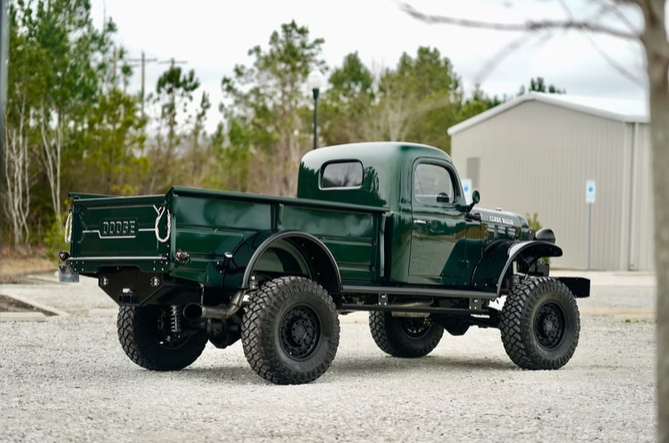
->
xmin=534 ymin=302 xmax=566 ymax=350
xmin=399 ymin=318 xmax=431 ymax=340
xmin=280 ymin=305 xmax=322 ymax=360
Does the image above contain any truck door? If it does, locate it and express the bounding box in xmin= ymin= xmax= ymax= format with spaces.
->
xmin=409 ymin=161 xmax=468 ymax=284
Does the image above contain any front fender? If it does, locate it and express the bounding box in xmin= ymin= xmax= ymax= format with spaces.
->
xmin=495 ymin=241 xmax=563 ymax=296
xmin=470 ymin=240 xmax=562 ymax=295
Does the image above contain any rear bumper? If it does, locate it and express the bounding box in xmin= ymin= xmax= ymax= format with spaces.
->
xmin=67 ymin=256 xmax=170 ymax=274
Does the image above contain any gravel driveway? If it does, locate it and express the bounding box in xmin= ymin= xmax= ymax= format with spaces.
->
xmin=0 ymin=274 xmax=657 ymax=443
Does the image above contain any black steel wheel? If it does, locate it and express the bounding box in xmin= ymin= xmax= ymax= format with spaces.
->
xmin=279 ymin=305 xmax=322 ymax=360
xmin=533 ymin=302 xmax=566 ymax=350
xmin=117 ymin=305 xmax=208 ymax=371
xmin=241 ymin=276 xmax=340 ymax=385
xmin=369 ymin=312 xmax=444 ymax=358
xmin=500 ymin=277 xmax=580 ymax=370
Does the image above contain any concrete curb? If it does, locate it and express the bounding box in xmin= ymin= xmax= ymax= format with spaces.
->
xmin=0 ymin=293 xmax=70 ymax=318
xmin=24 ymin=272 xmax=59 ymax=284
xmin=0 ymin=312 xmax=47 ymax=322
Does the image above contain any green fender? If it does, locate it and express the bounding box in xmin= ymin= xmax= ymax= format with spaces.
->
xmin=470 ymin=240 xmax=563 ymax=295
xmin=223 ymin=230 xmax=342 ymax=294
xmin=494 ymin=241 xmax=563 ymax=296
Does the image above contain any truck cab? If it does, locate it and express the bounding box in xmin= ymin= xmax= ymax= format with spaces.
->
xmin=298 ymin=142 xmax=530 ymax=290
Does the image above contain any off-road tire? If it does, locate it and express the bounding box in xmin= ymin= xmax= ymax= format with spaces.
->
xmin=241 ymin=276 xmax=340 ymax=385
xmin=369 ymin=312 xmax=444 ymax=358
xmin=117 ymin=305 xmax=208 ymax=371
xmin=500 ymin=277 xmax=580 ymax=370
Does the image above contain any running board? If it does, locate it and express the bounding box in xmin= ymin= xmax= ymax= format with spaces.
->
xmin=341 ymin=285 xmax=497 ymax=300
xmin=339 ymin=304 xmax=489 ymax=316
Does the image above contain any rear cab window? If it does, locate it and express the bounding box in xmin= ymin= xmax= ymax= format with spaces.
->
xmin=321 ymin=161 xmax=363 ymax=189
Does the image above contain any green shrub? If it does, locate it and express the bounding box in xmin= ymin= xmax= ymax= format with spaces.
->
xmin=526 ymin=212 xmax=542 ymax=232
xmin=44 ymin=213 xmax=70 ymax=264
xmin=525 ymin=212 xmax=550 ymax=265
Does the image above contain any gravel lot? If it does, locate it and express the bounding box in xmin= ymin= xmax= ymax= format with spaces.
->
xmin=0 ymin=274 xmax=657 ymax=443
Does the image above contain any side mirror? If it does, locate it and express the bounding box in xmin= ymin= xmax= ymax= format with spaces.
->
xmin=436 ymin=192 xmax=450 ymax=203
xmin=465 ymin=190 xmax=480 ymax=213
xmin=472 ymin=190 xmax=480 ymax=205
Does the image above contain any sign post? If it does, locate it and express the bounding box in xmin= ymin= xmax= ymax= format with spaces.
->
xmin=462 ymin=178 xmax=473 ymax=205
xmin=586 ymin=180 xmax=596 ymax=270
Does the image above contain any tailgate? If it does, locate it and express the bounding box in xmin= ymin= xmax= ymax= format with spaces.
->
xmin=68 ymin=193 xmax=172 ymax=273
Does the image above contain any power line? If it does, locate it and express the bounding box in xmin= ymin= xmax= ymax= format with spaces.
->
xmin=126 ymin=54 xmax=188 ymax=121
xmin=127 ymin=52 xmax=159 ymax=116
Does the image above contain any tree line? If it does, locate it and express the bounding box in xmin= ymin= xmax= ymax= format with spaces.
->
xmin=1 ymin=0 xmax=564 ymax=248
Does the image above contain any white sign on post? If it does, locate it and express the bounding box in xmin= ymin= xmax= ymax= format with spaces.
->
xmin=462 ymin=178 xmax=473 ymax=204
xmin=586 ymin=180 xmax=596 ymax=204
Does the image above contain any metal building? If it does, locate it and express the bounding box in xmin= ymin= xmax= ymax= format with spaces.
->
xmin=448 ymin=91 xmax=652 ymax=271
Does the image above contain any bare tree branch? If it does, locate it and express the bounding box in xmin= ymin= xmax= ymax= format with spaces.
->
xmin=398 ymin=3 xmax=639 ymax=40
xmin=472 ymin=31 xmax=555 ymax=87
xmin=558 ymin=0 xmax=644 ymax=87
xmin=587 ymin=33 xmax=646 ymax=86
xmin=590 ymin=0 xmax=640 ymax=33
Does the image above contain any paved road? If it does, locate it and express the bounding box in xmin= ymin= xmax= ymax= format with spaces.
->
xmin=0 ymin=274 xmax=657 ymax=442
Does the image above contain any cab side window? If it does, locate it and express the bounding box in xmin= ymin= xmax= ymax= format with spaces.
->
xmin=414 ymin=163 xmax=455 ymax=205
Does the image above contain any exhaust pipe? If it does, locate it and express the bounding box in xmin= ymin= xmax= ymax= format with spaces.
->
xmin=390 ymin=301 xmax=432 ymax=318
xmin=183 ymin=290 xmax=245 ymax=321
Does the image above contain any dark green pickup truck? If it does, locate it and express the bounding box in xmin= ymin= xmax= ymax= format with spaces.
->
xmin=60 ymin=141 xmax=589 ymax=385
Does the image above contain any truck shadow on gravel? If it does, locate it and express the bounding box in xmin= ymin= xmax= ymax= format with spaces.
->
xmin=174 ymin=355 xmax=516 ymax=386
xmin=327 ymin=355 xmax=516 ymax=377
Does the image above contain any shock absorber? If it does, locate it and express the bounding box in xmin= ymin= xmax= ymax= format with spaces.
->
xmin=170 ymin=305 xmax=182 ymax=334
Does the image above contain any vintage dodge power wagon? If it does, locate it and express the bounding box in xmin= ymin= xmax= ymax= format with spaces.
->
xmin=60 ymin=142 xmax=589 ymax=385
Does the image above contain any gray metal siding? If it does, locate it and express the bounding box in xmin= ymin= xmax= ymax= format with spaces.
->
xmin=451 ymin=100 xmax=628 ymax=270
xmin=628 ymin=123 xmax=655 ymax=271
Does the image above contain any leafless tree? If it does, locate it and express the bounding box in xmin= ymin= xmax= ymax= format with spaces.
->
xmin=399 ymin=1 xmax=668 ymax=440
xmin=3 ymin=97 xmax=31 ymax=245
xmin=40 ymin=104 xmax=63 ymax=219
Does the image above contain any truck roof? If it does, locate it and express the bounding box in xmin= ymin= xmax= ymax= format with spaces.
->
xmin=301 ymin=141 xmax=452 ymax=165
xmin=298 ymin=142 xmax=452 ymax=209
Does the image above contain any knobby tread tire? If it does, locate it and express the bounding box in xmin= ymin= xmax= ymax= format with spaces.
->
xmin=117 ymin=305 xmax=208 ymax=371
xmin=369 ymin=311 xmax=444 ymax=358
xmin=500 ymin=277 xmax=580 ymax=370
xmin=241 ymin=276 xmax=340 ymax=385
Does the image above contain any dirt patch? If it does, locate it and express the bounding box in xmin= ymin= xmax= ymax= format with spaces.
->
xmin=0 ymin=294 xmax=56 ymax=316
xmin=0 ymin=249 xmax=56 ymax=283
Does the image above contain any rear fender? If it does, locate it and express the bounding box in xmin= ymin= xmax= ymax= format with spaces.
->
xmin=224 ymin=230 xmax=342 ymax=294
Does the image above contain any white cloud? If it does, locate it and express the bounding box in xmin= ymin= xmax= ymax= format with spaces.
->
xmin=91 ymin=0 xmax=648 ymax=133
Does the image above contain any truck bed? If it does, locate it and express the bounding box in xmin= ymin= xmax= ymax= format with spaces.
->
xmin=68 ymin=186 xmax=387 ymax=286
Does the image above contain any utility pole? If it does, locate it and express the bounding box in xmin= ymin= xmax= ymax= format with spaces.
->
xmin=127 ymin=51 xmax=158 ymax=117
xmin=0 ymin=0 xmax=8 ymax=222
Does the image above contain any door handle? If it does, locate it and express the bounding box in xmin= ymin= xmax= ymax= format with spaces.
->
xmin=413 ymin=219 xmax=426 ymax=225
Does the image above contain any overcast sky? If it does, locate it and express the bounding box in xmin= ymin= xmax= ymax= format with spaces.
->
xmin=90 ymin=0 xmax=647 ymax=133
